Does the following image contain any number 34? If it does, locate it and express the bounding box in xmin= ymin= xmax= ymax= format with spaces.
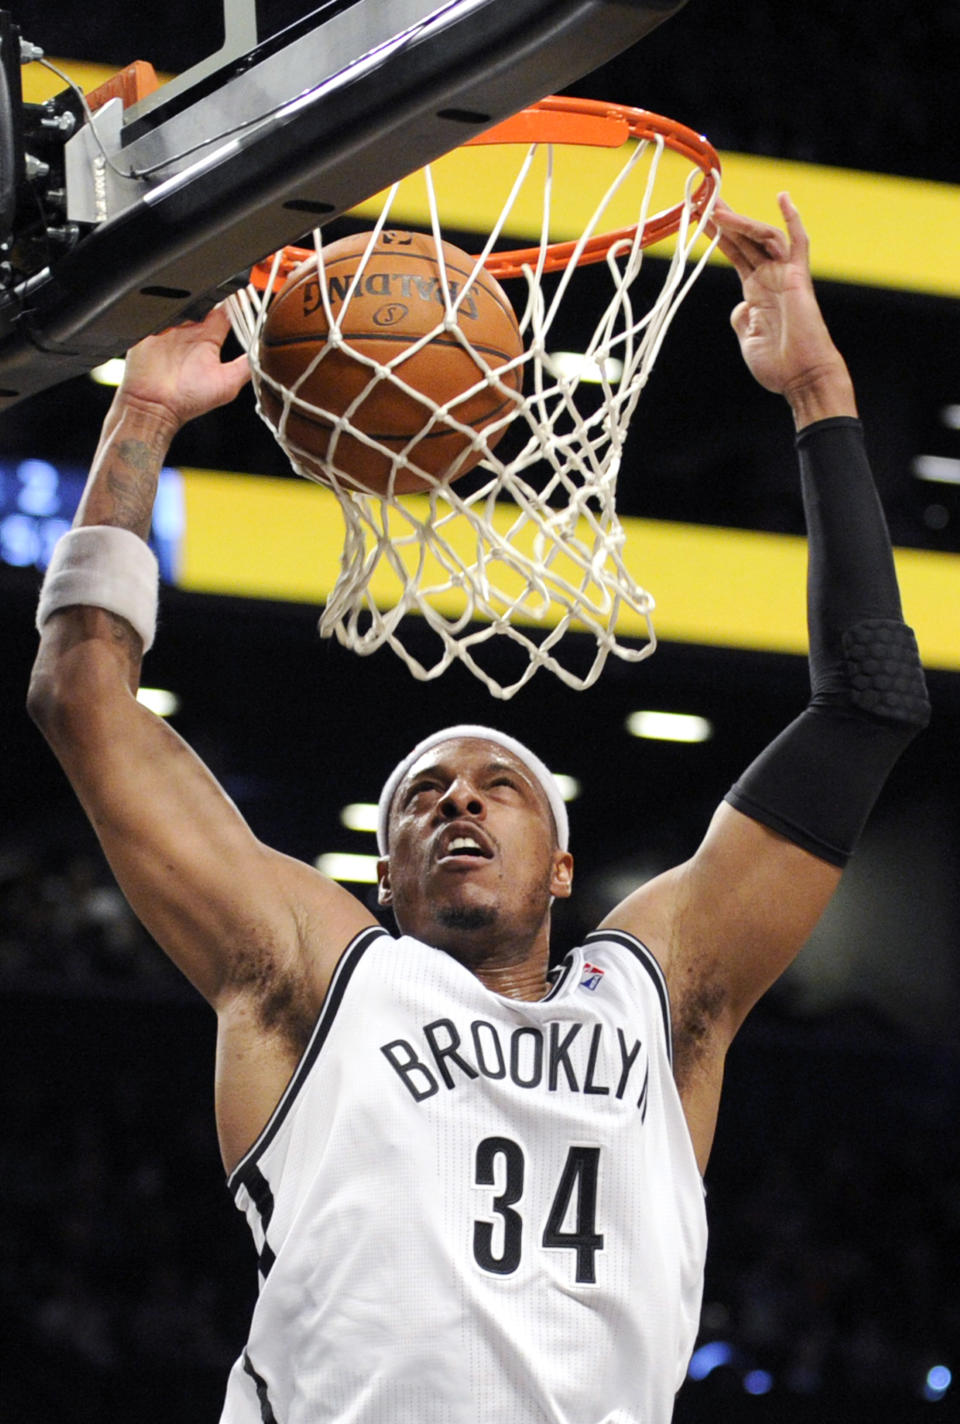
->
xmin=473 ymin=1136 xmax=604 ymax=1285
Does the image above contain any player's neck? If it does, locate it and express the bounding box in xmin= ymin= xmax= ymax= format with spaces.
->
xmin=408 ymin=895 xmax=554 ymax=998
xmin=426 ymin=922 xmax=553 ymax=1000
xmin=474 ymin=955 xmax=553 ymax=1002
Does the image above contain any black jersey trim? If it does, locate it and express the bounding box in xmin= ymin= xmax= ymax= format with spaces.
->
xmin=244 ymin=1164 xmax=277 ymax=1280
xmin=542 ymin=949 xmax=575 ymax=1001
xmin=228 ymin=925 xmax=388 ymax=1196
xmin=584 ymin=929 xmax=673 ymax=1068
xmin=242 ymin=1351 xmax=279 ymax=1424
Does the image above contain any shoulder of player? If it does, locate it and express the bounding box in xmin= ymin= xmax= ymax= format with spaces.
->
xmin=214 ymin=898 xmax=385 ymax=1173
xmin=217 ymin=848 xmax=381 ymax=1039
xmin=593 ymin=861 xmax=682 ymax=978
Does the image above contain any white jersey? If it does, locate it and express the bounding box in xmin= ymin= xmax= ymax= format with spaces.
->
xmin=221 ymin=926 xmax=706 ymax=1424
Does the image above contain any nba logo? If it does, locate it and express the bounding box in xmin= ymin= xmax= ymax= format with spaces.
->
xmin=580 ymin=962 xmax=605 ymax=992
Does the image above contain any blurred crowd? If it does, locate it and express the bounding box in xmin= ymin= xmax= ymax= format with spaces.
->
xmin=1 ymin=837 xmax=957 ymax=1424
xmin=690 ymin=1033 xmax=960 ymax=1417
xmin=0 ymin=836 xmax=188 ymax=996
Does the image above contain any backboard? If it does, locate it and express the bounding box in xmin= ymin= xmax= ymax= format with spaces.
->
xmin=0 ymin=0 xmax=689 ymax=408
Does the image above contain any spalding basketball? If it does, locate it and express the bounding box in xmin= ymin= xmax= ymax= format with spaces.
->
xmin=257 ymin=231 xmax=524 ymax=495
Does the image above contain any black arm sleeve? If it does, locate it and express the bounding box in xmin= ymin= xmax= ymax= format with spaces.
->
xmin=725 ymin=417 xmax=930 ymax=867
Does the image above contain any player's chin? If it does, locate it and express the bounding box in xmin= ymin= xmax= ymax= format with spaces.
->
xmin=433 ymin=902 xmax=499 ymax=933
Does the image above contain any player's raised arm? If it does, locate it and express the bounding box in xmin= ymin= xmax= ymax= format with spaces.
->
xmin=27 ymin=309 xmax=378 ymax=1019
xmin=601 ymin=195 xmax=930 ymax=1166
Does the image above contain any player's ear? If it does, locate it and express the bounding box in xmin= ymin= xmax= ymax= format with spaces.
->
xmin=550 ymin=850 xmax=573 ymax=900
xmin=377 ymin=858 xmax=393 ymax=907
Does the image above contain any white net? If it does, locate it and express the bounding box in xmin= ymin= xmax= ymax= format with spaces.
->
xmin=227 ymin=103 xmax=720 ymax=699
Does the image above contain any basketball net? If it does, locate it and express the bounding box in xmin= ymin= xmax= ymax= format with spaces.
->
xmin=227 ymin=98 xmax=721 ymax=699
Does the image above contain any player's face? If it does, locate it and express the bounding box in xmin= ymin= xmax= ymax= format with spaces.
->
xmin=377 ymin=738 xmax=572 ymax=952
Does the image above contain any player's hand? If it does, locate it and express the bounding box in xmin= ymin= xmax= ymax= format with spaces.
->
xmin=712 ymin=193 xmax=856 ymax=424
xmin=115 ymin=304 xmax=250 ymax=435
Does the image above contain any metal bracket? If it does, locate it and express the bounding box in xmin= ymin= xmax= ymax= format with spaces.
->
xmin=63 ymin=97 xmax=128 ymax=224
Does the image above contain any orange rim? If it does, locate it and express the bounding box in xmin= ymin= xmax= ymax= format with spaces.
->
xmin=249 ymin=96 xmax=720 ymax=291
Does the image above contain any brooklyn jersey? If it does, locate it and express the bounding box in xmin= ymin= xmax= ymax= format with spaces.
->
xmin=222 ymin=927 xmax=707 ymax=1424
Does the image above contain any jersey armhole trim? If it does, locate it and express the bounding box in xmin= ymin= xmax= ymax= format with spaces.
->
xmin=228 ymin=925 xmax=388 ymax=1194
xmin=584 ymin=928 xmax=673 ymax=1069
xmin=243 ymin=1350 xmax=280 ymax=1423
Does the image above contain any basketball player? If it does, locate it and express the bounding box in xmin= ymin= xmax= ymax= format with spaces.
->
xmin=28 ymin=195 xmax=929 ymax=1423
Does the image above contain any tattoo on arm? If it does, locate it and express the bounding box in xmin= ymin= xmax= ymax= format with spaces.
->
xmin=104 ymin=440 xmax=161 ymax=536
xmin=109 ymin=609 xmax=144 ymax=648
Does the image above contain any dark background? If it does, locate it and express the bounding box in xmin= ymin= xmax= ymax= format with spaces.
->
xmin=1 ymin=3 xmax=958 ymax=1420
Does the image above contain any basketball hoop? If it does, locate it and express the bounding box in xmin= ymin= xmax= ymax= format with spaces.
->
xmin=228 ymin=97 xmax=721 ymax=699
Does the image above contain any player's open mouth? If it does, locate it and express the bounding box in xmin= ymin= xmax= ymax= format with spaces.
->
xmin=436 ymin=830 xmax=494 ymax=863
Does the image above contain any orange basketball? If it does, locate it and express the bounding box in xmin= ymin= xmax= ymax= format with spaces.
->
xmin=257 ymin=231 xmax=523 ymax=494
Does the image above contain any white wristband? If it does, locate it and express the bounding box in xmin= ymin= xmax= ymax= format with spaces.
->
xmin=36 ymin=526 xmax=160 ymax=651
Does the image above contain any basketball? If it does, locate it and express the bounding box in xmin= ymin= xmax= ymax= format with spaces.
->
xmin=257 ymin=231 xmax=523 ymax=494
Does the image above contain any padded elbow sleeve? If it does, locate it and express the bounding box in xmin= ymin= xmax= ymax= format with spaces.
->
xmin=725 ymin=419 xmax=930 ymax=867
xmin=727 ymin=690 xmax=927 ymax=868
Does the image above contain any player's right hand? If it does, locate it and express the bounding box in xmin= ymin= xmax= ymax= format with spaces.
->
xmin=116 ymin=304 xmax=250 ymax=435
